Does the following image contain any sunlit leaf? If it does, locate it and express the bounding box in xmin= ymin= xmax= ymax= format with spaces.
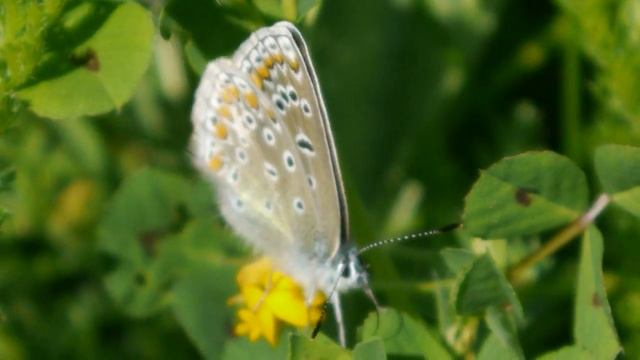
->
xmin=574 ymin=226 xmax=621 ymax=358
xmin=98 ymin=168 xmax=205 ymax=316
xmin=17 ymin=2 xmax=154 ymax=119
xmin=463 ymin=151 xmax=588 ymax=238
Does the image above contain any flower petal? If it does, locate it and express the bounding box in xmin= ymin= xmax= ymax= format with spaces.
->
xmin=236 ymin=258 xmax=273 ymax=287
xmin=266 ymin=288 xmax=310 ymax=327
xmin=257 ymin=306 xmax=277 ymax=345
xmin=241 ymin=285 xmax=266 ymax=309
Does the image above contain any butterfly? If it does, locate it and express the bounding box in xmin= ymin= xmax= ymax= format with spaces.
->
xmin=190 ymin=21 xmax=374 ymax=346
xmin=190 ymin=21 xmax=455 ymax=346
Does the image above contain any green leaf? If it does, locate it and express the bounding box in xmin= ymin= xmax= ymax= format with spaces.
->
xmin=98 ymin=168 xmax=192 ymax=262
xmin=222 ymin=335 xmax=289 ymax=360
xmin=594 ymin=144 xmax=640 ymax=218
xmin=609 ymin=187 xmax=640 ymax=219
xmin=535 ymin=346 xmax=592 ymax=360
xmin=359 ymin=309 xmax=452 ymax=359
xmin=463 ymin=151 xmax=588 ymax=238
xmin=98 ymin=168 xmax=198 ymax=316
xmin=594 ymin=144 xmax=640 ymax=193
xmin=353 ymin=338 xmax=386 ymax=360
xmin=172 ymin=264 xmax=237 ymax=360
xmin=477 ymin=334 xmax=522 ymax=360
xmin=288 ymin=333 xmax=350 ymax=360
xmin=574 ymin=226 xmax=622 ymax=358
xmin=17 ymin=2 xmax=154 ymax=119
xmin=102 ymin=260 xmax=173 ymax=317
xmin=455 ymin=254 xmax=524 ymax=322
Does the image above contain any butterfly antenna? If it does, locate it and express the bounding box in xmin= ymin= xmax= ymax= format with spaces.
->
xmin=358 ymin=223 xmax=460 ymax=255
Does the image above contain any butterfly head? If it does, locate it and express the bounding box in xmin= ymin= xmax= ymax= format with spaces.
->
xmin=334 ymin=245 xmax=380 ymax=308
xmin=337 ymin=246 xmax=367 ymax=290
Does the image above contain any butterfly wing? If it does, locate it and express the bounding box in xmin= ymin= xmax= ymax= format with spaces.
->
xmin=191 ymin=22 xmax=349 ymax=291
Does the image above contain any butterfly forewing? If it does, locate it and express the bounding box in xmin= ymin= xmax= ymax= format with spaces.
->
xmin=191 ymin=22 xmax=347 ymax=293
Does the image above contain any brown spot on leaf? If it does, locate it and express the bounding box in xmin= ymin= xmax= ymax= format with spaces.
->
xmin=592 ymin=293 xmax=602 ymax=307
xmin=136 ymin=205 xmax=188 ymax=257
xmin=515 ymin=188 xmax=532 ymax=206
xmin=139 ymin=230 xmax=160 ymax=256
xmin=71 ymin=48 xmax=100 ymax=72
xmin=502 ymin=302 xmax=513 ymax=312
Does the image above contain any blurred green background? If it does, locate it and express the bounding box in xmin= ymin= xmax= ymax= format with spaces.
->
xmin=1 ymin=0 xmax=640 ymax=358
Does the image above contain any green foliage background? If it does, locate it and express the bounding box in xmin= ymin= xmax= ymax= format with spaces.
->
xmin=1 ymin=0 xmax=640 ymax=358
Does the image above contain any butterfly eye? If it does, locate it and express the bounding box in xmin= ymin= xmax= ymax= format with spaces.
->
xmin=341 ymin=263 xmax=351 ymax=278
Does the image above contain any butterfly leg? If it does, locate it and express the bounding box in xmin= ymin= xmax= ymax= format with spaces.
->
xmin=330 ymin=294 xmax=346 ymax=347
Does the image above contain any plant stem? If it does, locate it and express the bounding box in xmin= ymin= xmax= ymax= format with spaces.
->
xmin=508 ymin=193 xmax=610 ymax=285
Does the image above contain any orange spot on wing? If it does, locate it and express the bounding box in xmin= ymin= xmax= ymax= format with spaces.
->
xmin=221 ymin=85 xmax=239 ymax=103
xmin=214 ymin=123 xmax=228 ymax=139
xmin=217 ymin=105 xmax=232 ymax=119
xmin=266 ymin=107 xmax=276 ymax=121
xmin=264 ymin=55 xmax=274 ymax=68
xmin=244 ymin=92 xmax=259 ymax=109
xmin=273 ymin=53 xmax=284 ymax=64
xmin=209 ymin=156 xmax=223 ymax=171
xmin=287 ymin=59 xmax=300 ymax=72
xmin=256 ymin=65 xmax=269 ymax=79
xmin=251 ymin=72 xmax=263 ymax=89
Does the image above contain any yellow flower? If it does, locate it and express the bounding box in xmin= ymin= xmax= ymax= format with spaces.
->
xmin=228 ymin=257 xmax=325 ymax=345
